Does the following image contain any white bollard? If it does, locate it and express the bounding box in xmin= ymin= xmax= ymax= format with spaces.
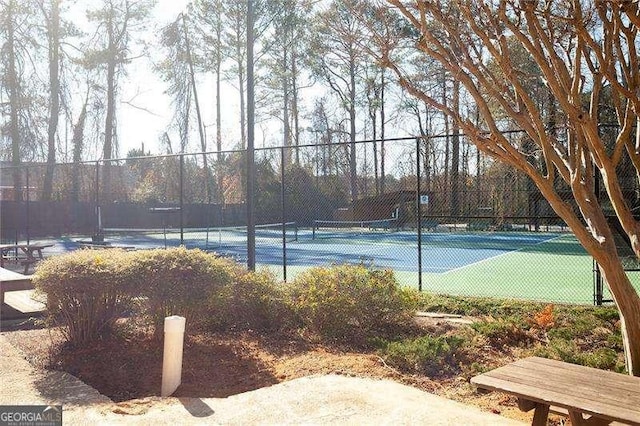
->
xmin=161 ymin=315 xmax=186 ymax=397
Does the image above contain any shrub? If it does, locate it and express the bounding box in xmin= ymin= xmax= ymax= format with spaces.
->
xmin=470 ymin=317 xmax=533 ymax=347
xmin=287 ymin=264 xmax=417 ymax=342
xmin=130 ymin=247 xmax=237 ymax=336
xmin=208 ymin=269 xmax=292 ymax=332
xmin=378 ymin=335 xmax=466 ymax=376
xmin=34 ymin=249 xmax=137 ymax=345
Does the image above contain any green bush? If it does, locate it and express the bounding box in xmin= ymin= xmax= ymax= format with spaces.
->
xmin=470 ymin=317 xmax=533 ymax=347
xmin=378 ymin=335 xmax=466 ymax=376
xmin=287 ymin=264 xmax=417 ymax=342
xmin=34 ymin=247 xmax=245 ymax=343
xmin=130 ymin=247 xmax=237 ymax=335
xmin=34 ymin=249 xmax=137 ymax=345
xmin=208 ymin=269 xmax=292 ymax=332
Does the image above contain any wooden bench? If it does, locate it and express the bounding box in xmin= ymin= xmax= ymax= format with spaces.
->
xmin=471 ymin=356 xmax=640 ymax=426
xmin=0 ymin=243 xmax=54 ymax=273
xmin=0 ymin=267 xmax=34 ymax=305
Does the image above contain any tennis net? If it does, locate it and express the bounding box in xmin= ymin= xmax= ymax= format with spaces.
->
xmin=312 ymin=219 xmax=397 ymax=240
xmin=102 ymin=222 xmax=298 ymax=248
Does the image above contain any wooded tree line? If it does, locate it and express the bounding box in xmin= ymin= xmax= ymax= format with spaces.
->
xmin=1 ymin=0 xmax=537 ymax=218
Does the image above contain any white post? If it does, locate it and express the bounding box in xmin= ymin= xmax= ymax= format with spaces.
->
xmin=161 ymin=315 xmax=186 ymax=397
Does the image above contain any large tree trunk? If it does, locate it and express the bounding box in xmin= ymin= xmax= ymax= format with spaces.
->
xmin=103 ymin=55 xmax=116 ymax=202
xmin=282 ymin=42 xmax=291 ymax=165
xmin=7 ymin=0 xmax=23 ymax=201
xmin=42 ymin=0 xmax=60 ymax=202
xmin=349 ymin=57 xmax=358 ymax=201
xmin=596 ymin=251 xmax=640 ymax=376
xmin=380 ymin=70 xmax=386 ymax=194
xmin=215 ymin=18 xmax=223 ymax=205
xmin=450 ymin=79 xmax=460 ymax=217
xmin=291 ymin=46 xmax=300 ymax=165
xmin=238 ymin=58 xmax=246 ymax=150
xmin=71 ymin=98 xmax=88 ymax=203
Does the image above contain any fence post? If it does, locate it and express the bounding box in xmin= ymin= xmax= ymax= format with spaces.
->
xmin=25 ymin=167 xmax=30 ymax=244
xmin=180 ymin=154 xmax=184 ymax=245
xmin=95 ymin=161 xmax=101 ymax=239
xmin=416 ymin=137 xmax=423 ymax=292
xmin=281 ymin=146 xmax=287 ymax=282
xmin=246 ymin=0 xmax=256 ymax=271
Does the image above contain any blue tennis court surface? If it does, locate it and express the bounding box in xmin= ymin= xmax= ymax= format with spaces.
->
xmin=251 ymin=230 xmax=563 ymax=273
xmin=42 ymin=229 xmax=564 ymax=274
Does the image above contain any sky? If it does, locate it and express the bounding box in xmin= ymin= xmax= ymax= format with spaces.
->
xmin=118 ymin=0 xmax=197 ymax=156
xmin=68 ymin=0 xmax=247 ymax=160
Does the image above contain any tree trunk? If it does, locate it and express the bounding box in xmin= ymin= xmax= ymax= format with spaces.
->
xmin=349 ymin=59 xmax=358 ymax=201
xmin=238 ymin=58 xmax=246 ymax=150
xmin=7 ymin=0 xmax=23 ymax=201
xmin=282 ymin=41 xmax=291 ymax=165
xmin=380 ymin=70 xmax=386 ymax=194
xmin=215 ymin=18 xmax=223 ymax=205
xmin=451 ymin=79 xmax=460 ymax=217
xmin=42 ymin=0 xmax=60 ymax=202
xmin=103 ymin=47 xmax=116 ymax=202
xmin=371 ymin=98 xmax=378 ymax=196
xmin=291 ymin=46 xmax=300 ymax=165
xmin=71 ymin=99 xmax=88 ymax=203
xmin=591 ymin=237 xmax=640 ymax=376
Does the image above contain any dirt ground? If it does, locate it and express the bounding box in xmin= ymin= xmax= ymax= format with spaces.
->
xmin=1 ymin=316 xmax=545 ymax=424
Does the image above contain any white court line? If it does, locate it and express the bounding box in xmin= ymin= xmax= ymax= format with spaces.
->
xmin=439 ymin=234 xmax=568 ymax=275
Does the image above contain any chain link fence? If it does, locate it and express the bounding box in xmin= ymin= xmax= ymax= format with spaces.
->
xmin=2 ymin=130 xmax=637 ymax=305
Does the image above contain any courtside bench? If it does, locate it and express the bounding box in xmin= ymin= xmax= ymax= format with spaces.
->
xmin=471 ymin=356 xmax=640 ymax=425
xmin=0 ymin=267 xmax=34 ymax=305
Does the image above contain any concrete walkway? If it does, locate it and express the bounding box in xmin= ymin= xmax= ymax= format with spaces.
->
xmin=0 ymin=334 xmax=523 ymax=425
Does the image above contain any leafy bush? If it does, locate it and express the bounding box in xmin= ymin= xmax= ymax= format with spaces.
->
xmin=34 ymin=247 xmax=246 ymax=343
xmin=130 ymin=247 xmax=237 ymax=335
xmin=34 ymin=249 xmax=137 ymax=345
xmin=287 ymin=264 xmax=417 ymax=342
xmin=377 ymin=335 xmax=466 ymax=376
xmin=208 ymin=269 xmax=292 ymax=332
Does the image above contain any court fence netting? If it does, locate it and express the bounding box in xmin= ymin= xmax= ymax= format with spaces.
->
xmin=2 ymin=131 xmax=638 ymax=305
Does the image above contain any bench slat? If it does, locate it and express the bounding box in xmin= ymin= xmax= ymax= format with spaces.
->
xmin=519 ymin=357 xmax=640 ymax=395
xmin=482 ymin=369 xmax=640 ymax=421
xmin=510 ymin=359 xmax=640 ymax=403
xmin=471 ymin=357 xmax=640 ymax=425
xmin=0 ymin=267 xmax=34 ymax=305
xmin=474 ymin=373 xmax=640 ymax=424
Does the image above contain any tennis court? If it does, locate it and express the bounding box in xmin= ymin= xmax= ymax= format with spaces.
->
xmin=279 ymin=229 xmax=602 ymax=305
xmin=36 ymin=221 xmax=629 ymax=305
